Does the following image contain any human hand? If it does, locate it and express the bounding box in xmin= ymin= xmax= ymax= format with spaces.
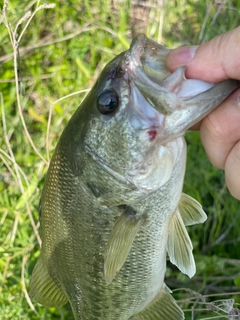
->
xmin=166 ymin=27 xmax=240 ymax=200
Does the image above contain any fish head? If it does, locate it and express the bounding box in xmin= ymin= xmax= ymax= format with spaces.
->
xmin=72 ymin=35 xmax=237 ymax=195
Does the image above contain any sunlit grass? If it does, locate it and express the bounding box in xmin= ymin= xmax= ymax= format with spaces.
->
xmin=1 ymin=0 xmax=240 ymax=319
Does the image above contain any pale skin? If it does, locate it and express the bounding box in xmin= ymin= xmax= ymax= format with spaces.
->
xmin=166 ymin=26 xmax=240 ymax=200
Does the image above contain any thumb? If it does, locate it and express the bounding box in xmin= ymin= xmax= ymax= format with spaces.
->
xmin=166 ymin=26 xmax=240 ymax=82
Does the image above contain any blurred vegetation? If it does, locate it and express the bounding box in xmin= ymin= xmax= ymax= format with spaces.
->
xmin=1 ymin=0 xmax=240 ymax=319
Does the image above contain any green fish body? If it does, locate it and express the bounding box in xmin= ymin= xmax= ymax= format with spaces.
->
xmin=30 ymin=35 xmax=237 ymax=320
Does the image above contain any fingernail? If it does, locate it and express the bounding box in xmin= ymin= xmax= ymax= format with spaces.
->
xmin=171 ymin=46 xmax=198 ymax=65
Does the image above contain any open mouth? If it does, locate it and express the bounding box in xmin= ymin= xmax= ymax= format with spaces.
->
xmin=130 ymin=34 xmax=170 ymax=75
xmin=127 ymin=35 xmax=237 ymax=139
xmin=130 ymin=34 xmax=171 ymax=85
xmin=130 ymin=34 xmax=215 ymax=102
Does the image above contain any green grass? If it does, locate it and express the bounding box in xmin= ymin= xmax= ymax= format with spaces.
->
xmin=1 ymin=0 xmax=240 ymax=319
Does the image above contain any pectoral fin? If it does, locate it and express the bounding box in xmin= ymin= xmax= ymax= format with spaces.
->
xmin=104 ymin=209 xmax=143 ymax=284
xmin=134 ymin=283 xmax=184 ymax=319
xmin=29 ymin=255 xmax=68 ymax=307
xmin=167 ymin=209 xmax=195 ymax=278
xmin=179 ymin=193 xmax=207 ymax=226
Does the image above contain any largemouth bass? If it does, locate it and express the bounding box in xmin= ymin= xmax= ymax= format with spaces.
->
xmin=30 ymin=35 xmax=237 ymax=320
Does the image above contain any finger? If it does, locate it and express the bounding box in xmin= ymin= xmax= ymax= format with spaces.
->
xmin=166 ymin=26 xmax=240 ymax=82
xmin=186 ymin=27 xmax=240 ymax=82
xmin=225 ymin=141 xmax=240 ymax=200
xmin=199 ymin=88 xmax=240 ymax=169
xmin=166 ymin=46 xmax=198 ymax=73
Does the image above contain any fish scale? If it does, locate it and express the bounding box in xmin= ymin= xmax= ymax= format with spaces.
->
xmin=34 ymin=141 xmax=184 ymax=319
xmin=30 ymin=35 xmax=238 ymax=319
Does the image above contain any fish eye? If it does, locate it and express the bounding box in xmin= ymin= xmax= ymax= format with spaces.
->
xmin=97 ymin=90 xmax=118 ymax=115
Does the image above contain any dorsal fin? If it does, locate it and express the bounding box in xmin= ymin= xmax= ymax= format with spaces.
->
xmin=179 ymin=193 xmax=207 ymax=226
xmin=104 ymin=208 xmax=143 ymax=284
xmin=167 ymin=209 xmax=196 ymax=278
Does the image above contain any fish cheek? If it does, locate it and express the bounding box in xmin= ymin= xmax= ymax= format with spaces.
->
xmin=84 ymin=117 xmax=134 ymax=171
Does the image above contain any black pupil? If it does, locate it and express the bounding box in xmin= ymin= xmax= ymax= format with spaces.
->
xmin=97 ymin=90 xmax=118 ymax=115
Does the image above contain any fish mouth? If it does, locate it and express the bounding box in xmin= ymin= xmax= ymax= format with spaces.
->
xmin=127 ymin=35 xmax=238 ymax=140
xmin=129 ymin=34 xmax=215 ymax=115
xmin=129 ymin=35 xmax=176 ymax=117
xmin=130 ymin=34 xmax=171 ymax=85
xmin=125 ymin=35 xmax=171 ymax=138
xmin=129 ymin=34 xmax=214 ymax=97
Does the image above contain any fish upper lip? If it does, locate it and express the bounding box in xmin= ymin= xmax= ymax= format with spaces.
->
xmin=129 ymin=34 xmax=169 ymax=69
xmin=129 ymin=34 xmax=146 ymax=67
